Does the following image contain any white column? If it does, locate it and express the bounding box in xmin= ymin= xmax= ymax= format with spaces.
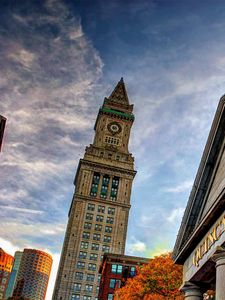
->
xmin=212 ymin=247 xmax=225 ymax=300
xmin=181 ymin=282 xmax=202 ymax=300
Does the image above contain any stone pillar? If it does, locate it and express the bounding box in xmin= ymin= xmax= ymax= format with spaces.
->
xmin=97 ymin=174 xmax=103 ymax=198
xmin=181 ymin=282 xmax=202 ymax=300
xmin=212 ymin=247 xmax=225 ymax=300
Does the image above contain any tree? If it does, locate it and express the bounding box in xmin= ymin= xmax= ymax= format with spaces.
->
xmin=115 ymin=253 xmax=183 ymax=300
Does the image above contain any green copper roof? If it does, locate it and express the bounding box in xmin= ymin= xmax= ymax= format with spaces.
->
xmin=100 ymin=107 xmax=134 ymax=120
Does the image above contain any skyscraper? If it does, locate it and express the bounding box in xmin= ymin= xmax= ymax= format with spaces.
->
xmin=12 ymin=249 xmax=52 ymax=300
xmin=53 ymin=78 xmax=136 ymax=300
xmin=5 ymin=251 xmax=23 ymax=299
xmin=0 ymin=248 xmax=14 ymax=300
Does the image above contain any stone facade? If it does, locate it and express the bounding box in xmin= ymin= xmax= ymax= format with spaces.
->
xmin=52 ymin=78 xmax=136 ymax=300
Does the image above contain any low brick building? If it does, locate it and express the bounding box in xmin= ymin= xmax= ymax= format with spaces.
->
xmin=98 ymin=253 xmax=149 ymax=300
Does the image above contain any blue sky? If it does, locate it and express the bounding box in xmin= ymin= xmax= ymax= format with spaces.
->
xmin=1 ymin=0 xmax=225 ymax=298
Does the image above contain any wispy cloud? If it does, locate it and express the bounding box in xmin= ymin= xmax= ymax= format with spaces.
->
xmin=165 ymin=180 xmax=193 ymax=193
xmin=167 ymin=207 xmax=185 ymax=223
xmin=0 ymin=205 xmax=44 ymax=215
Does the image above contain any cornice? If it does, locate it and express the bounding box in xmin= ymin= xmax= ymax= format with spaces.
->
xmin=72 ymin=194 xmax=131 ymax=209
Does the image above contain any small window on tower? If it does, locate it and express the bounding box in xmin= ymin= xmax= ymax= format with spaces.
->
xmin=90 ymin=172 xmax=100 ymax=197
xmin=110 ymin=177 xmax=119 ymax=201
xmin=100 ymin=175 xmax=109 ymax=199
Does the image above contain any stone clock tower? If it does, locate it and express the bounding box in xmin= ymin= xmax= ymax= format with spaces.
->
xmin=52 ymin=78 xmax=136 ymax=300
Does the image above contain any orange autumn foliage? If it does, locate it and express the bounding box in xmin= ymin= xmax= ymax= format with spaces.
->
xmin=115 ymin=253 xmax=183 ymax=300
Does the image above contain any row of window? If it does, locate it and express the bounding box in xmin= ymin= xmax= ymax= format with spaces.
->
xmin=82 ymin=232 xmax=111 ymax=243
xmin=80 ymin=242 xmax=110 ymax=252
xmin=105 ymin=136 xmax=119 ymax=145
xmin=90 ymin=173 xmax=119 ymax=201
xmin=72 ymin=295 xmax=99 ymax=300
xmin=74 ymin=283 xmax=95 ymax=292
xmin=86 ymin=213 xmax=114 ymax=224
xmin=72 ymin=295 xmax=93 ymax=300
xmin=87 ymin=204 xmax=115 ymax=215
xmin=110 ymin=264 xmax=136 ymax=276
xmin=84 ymin=223 xmax=112 ymax=233
xmin=75 ymin=272 xmax=101 ymax=282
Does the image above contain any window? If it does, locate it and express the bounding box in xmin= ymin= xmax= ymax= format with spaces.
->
xmin=87 ymin=203 xmax=95 ymax=211
xmin=86 ymin=274 xmax=95 ymax=282
xmin=79 ymin=251 xmax=87 ymax=259
xmin=105 ymin=136 xmax=119 ymax=146
xmin=84 ymin=222 xmax=92 ymax=230
xmin=85 ymin=284 xmax=93 ymax=292
xmin=110 ymin=177 xmax=119 ymax=201
xmin=130 ymin=266 xmax=136 ymax=277
xmin=100 ymin=175 xmax=110 ymax=199
xmin=103 ymin=236 xmax=111 ymax=243
xmin=71 ymin=295 xmax=80 ymax=300
xmin=83 ymin=296 xmax=91 ymax=300
xmin=96 ymin=215 xmax=104 ymax=222
xmin=90 ymin=253 xmax=98 ymax=261
xmin=93 ymin=233 xmax=101 ymax=241
xmin=108 ymin=207 xmax=115 ymax=215
xmin=88 ymin=263 xmax=96 ymax=271
xmin=98 ymin=205 xmax=105 ymax=213
xmin=81 ymin=241 xmax=89 ymax=249
xmin=111 ymin=264 xmax=122 ymax=274
xmin=109 ymin=279 xmax=121 ymax=289
xmin=90 ymin=172 xmax=100 ymax=197
xmin=105 ymin=226 xmax=112 ymax=233
xmin=86 ymin=213 xmax=93 ymax=221
xmin=77 ymin=261 xmax=85 ymax=269
xmin=75 ymin=272 xmax=83 ymax=280
xmin=92 ymin=243 xmax=99 ymax=251
xmin=106 ymin=217 xmax=114 ymax=224
xmin=74 ymin=283 xmax=81 ymax=291
xmin=82 ymin=232 xmax=90 ymax=239
xmin=108 ymin=294 xmax=114 ymax=300
xmin=95 ymin=224 xmax=102 ymax=231
xmin=98 ymin=274 xmax=101 ymax=282
xmin=102 ymin=245 xmax=110 ymax=253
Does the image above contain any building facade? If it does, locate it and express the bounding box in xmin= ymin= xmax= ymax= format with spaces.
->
xmin=173 ymin=95 xmax=225 ymax=299
xmin=5 ymin=251 xmax=23 ymax=299
xmin=98 ymin=253 xmax=149 ymax=300
xmin=12 ymin=249 xmax=52 ymax=300
xmin=0 ymin=248 xmax=14 ymax=300
xmin=52 ymin=78 xmax=136 ymax=300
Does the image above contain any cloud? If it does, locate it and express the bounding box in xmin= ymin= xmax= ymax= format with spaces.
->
xmin=165 ymin=180 xmax=193 ymax=193
xmin=167 ymin=207 xmax=185 ymax=223
xmin=126 ymin=237 xmax=147 ymax=255
xmin=0 ymin=205 xmax=44 ymax=215
xmin=0 ymin=238 xmax=19 ymax=256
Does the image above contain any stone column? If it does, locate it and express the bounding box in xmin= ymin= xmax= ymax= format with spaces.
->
xmin=212 ymin=247 xmax=225 ymax=300
xmin=181 ymin=282 xmax=202 ymax=300
xmin=97 ymin=174 xmax=103 ymax=198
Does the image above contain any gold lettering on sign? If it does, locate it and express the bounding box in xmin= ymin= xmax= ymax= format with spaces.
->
xmin=192 ymin=215 xmax=225 ymax=267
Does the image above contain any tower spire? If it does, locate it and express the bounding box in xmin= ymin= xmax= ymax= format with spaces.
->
xmin=108 ymin=77 xmax=130 ymax=104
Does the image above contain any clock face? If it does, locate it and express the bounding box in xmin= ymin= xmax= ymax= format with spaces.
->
xmin=107 ymin=122 xmax=122 ymax=135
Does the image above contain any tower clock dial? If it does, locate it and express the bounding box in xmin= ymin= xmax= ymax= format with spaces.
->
xmin=107 ymin=122 xmax=122 ymax=135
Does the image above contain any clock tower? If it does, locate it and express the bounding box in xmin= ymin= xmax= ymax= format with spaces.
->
xmin=52 ymin=78 xmax=136 ymax=300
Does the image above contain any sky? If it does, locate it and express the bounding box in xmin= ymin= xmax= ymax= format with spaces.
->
xmin=1 ymin=0 xmax=225 ymax=298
